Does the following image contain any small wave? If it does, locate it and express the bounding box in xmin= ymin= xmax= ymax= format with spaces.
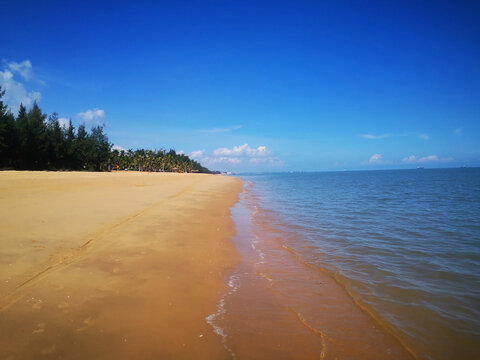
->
xmin=289 ymin=307 xmax=329 ymax=359
xmin=282 ymin=243 xmax=300 ymax=256
xmin=257 ymin=272 xmax=274 ymax=283
xmin=227 ymin=275 xmax=240 ymax=293
xmin=250 ymin=235 xmax=266 ymax=264
xmin=205 ymin=273 xmax=241 ymax=359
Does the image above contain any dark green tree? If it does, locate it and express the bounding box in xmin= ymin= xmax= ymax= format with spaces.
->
xmin=46 ymin=112 xmax=66 ymax=168
xmin=25 ymin=102 xmax=48 ymax=169
xmin=88 ymin=125 xmax=111 ymax=170
xmin=64 ymin=119 xmax=76 ymax=169
xmin=0 ymin=86 xmax=17 ymax=168
xmin=75 ymin=124 xmax=89 ymax=169
xmin=14 ymin=104 xmax=29 ymax=168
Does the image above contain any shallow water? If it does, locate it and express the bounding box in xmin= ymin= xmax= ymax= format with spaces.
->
xmin=234 ymin=168 xmax=480 ymax=360
xmin=207 ymin=181 xmax=414 ymax=359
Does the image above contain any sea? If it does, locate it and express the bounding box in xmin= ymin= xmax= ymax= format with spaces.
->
xmin=210 ymin=168 xmax=480 ymax=360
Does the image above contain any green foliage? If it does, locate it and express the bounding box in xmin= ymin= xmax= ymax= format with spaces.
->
xmin=0 ymin=87 xmax=17 ymax=167
xmin=74 ymin=124 xmax=91 ymax=169
xmin=46 ymin=112 xmax=65 ymax=168
xmin=0 ymin=86 xmax=213 ymax=173
xmin=109 ymin=148 xmax=212 ymax=173
xmin=88 ymin=125 xmax=111 ymax=170
xmin=26 ymin=102 xmax=48 ymax=169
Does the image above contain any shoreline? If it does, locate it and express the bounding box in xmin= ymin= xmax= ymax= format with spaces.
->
xmin=210 ymin=180 xmax=415 ymax=359
xmin=0 ymin=171 xmax=242 ymax=359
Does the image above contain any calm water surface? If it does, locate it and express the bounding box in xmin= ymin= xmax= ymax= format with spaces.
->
xmin=239 ymin=168 xmax=480 ymax=360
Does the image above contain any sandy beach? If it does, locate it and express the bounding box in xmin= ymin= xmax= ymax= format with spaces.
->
xmin=0 ymin=171 xmax=242 ymax=359
xmin=0 ymin=171 xmax=417 ymax=360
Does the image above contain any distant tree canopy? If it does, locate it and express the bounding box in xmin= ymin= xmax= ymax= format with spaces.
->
xmin=0 ymin=86 xmax=213 ymax=173
xmin=108 ymin=148 xmax=211 ymax=173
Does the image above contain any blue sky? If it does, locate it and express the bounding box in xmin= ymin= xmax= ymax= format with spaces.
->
xmin=1 ymin=0 xmax=479 ymax=171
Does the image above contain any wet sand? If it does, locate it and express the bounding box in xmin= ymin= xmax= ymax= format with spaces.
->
xmin=0 ymin=171 xmax=242 ymax=359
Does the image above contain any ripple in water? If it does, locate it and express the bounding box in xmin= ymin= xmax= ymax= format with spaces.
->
xmin=239 ymin=168 xmax=480 ymax=360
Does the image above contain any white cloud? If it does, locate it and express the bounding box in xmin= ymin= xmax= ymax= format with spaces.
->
xmin=361 ymin=133 xmax=391 ymax=139
xmin=190 ymin=150 xmax=205 ymax=159
xmin=58 ymin=117 xmax=71 ymax=129
xmin=213 ymin=143 xmax=271 ymax=157
xmin=402 ymin=154 xmax=452 ymax=164
xmin=189 ymin=151 xmax=243 ymax=166
xmin=249 ymin=157 xmax=283 ymax=165
xmin=7 ymin=60 xmax=33 ymax=80
xmin=191 ymin=144 xmax=280 ymax=169
xmin=77 ymin=108 xmax=105 ymax=124
xmin=402 ymin=155 xmax=439 ymax=163
xmin=202 ymin=125 xmax=242 ymax=133
xmin=402 ymin=155 xmax=418 ymax=163
xmin=177 ymin=150 xmax=185 ymax=155
xmin=418 ymin=155 xmax=439 ymax=163
xmin=211 ymin=157 xmax=242 ymax=164
xmin=369 ymin=153 xmax=382 ymax=164
xmin=0 ymin=60 xmax=42 ymax=113
xmin=454 ymin=128 xmax=462 ymax=136
xmin=112 ymin=144 xmax=127 ymax=151
xmin=419 ymin=133 xmax=429 ymax=140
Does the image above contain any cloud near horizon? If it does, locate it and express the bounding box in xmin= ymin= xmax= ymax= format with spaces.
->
xmin=213 ymin=143 xmax=271 ymax=157
xmin=0 ymin=59 xmax=42 ymax=113
xmin=366 ymin=153 xmax=454 ymax=166
xmin=191 ymin=144 xmax=281 ymax=169
xmin=365 ymin=153 xmax=395 ymax=165
xmin=368 ymin=153 xmax=383 ymax=164
xmin=401 ymin=154 xmax=453 ymax=164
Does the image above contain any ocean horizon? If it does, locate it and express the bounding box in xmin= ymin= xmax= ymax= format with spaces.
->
xmin=237 ymin=166 xmax=477 ymax=176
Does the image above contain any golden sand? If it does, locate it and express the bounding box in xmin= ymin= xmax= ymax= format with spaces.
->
xmin=0 ymin=171 xmax=242 ymax=359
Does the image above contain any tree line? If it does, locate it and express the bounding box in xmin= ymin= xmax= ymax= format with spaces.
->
xmin=109 ymin=148 xmax=211 ymax=173
xmin=0 ymin=86 xmax=213 ymax=173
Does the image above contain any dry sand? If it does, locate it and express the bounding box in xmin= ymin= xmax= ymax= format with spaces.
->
xmin=0 ymin=171 xmax=242 ymax=359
